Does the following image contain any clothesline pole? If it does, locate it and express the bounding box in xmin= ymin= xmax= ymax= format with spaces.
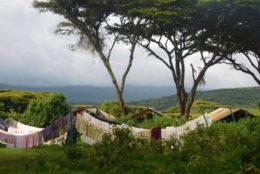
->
xmin=200 ymin=108 xmax=209 ymax=128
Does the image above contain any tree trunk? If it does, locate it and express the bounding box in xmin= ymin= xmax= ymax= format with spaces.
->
xmin=176 ymin=92 xmax=186 ymax=117
xmin=117 ymin=91 xmax=127 ymax=116
xmin=96 ymin=50 xmax=127 ymax=116
xmin=184 ymin=66 xmax=209 ymax=118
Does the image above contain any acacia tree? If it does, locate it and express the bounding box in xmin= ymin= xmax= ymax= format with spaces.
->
xmin=33 ymin=0 xmax=141 ymax=116
xmin=113 ymin=0 xmax=257 ymax=118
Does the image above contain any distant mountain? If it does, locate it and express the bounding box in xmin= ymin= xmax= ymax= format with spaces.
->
xmin=0 ymin=84 xmax=177 ymax=103
xmin=129 ymin=87 xmax=260 ymax=110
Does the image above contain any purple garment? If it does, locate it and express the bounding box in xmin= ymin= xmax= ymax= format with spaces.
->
xmin=62 ymin=115 xmax=68 ymax=125
xmin=151 ymin=127 xmax=162 ymax=140
xmin=0 ymin=132 xmax=7 ymax=141
xmin=0 ymin=124 xmax=7 ymax=131
xmin=6 ymin=134 xmax=16 ymax=148
xmin=0 ymin=119 xmax=8 ymax=131
xmin=42 ymin=125 xmax=51 ymax=142
xmin=42 ymin=124 xmax=55 ymax=142
xmin=55 ymin=116 xmax=65 ymax=129
xmin=15 ymin=135 xmax=27 ymax=148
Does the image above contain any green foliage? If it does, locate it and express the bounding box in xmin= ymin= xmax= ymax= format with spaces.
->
xmin=0 ymin=111 xmax=8 ymax=120
xmin=99 ymin=101 xmax=122 ymax=117
xmin=100 ymin=101 xmax=147 ymax=117
xmin=63 ymin=146 xmax=84 ymax=161
xmin=136 ymin=116 xmax=187 ymax=129
xmin=73 ymin=104 xmax=96 ymax=108
xmin=179 ymin=118 xmax=260 ymax=174
xmin=21 ymin=93 xmax=70 ymax=127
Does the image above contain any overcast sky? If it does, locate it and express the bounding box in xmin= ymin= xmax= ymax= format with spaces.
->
xmin=0 ymin=0 xmax=258 ymax=89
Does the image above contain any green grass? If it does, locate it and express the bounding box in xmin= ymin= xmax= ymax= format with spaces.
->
xmin=247 ymin=109 xmax=260 ymax=117
xmin=0 ymin=145 xmax=61 ymax=174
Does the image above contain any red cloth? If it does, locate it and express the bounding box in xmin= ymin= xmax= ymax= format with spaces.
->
xmin=73 ymin=108 xmax=85 ymax=116
xmin=26 ymin=134 xmax=34 ymax=149
xmin=151 ymin=127 xmax=161 ymax=140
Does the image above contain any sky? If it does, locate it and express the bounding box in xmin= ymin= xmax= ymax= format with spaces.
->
xmin=0 ymin=0 xmax=258 ymax=89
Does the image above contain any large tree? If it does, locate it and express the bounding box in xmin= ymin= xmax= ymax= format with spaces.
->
xmin=112 ymin=0 xmax=242 ymax=118
xmin=216 ymin=0 xmax=260 ymax=85
xmin=33 ymin=0 xmax=140 ymax=116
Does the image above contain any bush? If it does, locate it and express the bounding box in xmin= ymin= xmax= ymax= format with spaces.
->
xmin=179 ymin=117 xmax=260 ymax=174
xmin=99 ymin=101 xmax=122 ymax=117
xmin=99 ymin=101 xmax=146 ymax=117
xmin=22 ymin=93 xmax=70 ymax=127
xmin=0 ymin=110 xmax=8 ymax=120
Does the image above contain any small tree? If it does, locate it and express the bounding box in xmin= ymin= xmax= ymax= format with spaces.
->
xmin=33 ymin=0 xmax=141 ymax=116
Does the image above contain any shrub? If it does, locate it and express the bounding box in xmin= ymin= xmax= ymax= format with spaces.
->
xmin=22 ymin=93 xmax=70 ymax=127
xmin=99 ymin=101 xmax=122 ymax=117
xmin=100 ymin=101 xmax=146 ymax=117
xmin=0 ymin=110 xmax=8 ymax=120
xmin=179 ymin=117 xmax=260 ymax=174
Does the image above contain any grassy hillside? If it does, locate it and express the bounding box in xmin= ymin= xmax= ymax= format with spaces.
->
xmin=0 ymin=89 xmax=49 ymax=114
xmin=0 ymin=89 xmax=48 ymax=103
xmin=129 ymin=87 xmax=260 ymax=110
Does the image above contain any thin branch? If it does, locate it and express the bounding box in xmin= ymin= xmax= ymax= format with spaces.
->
xmin=190 ymin=64 xmax=196 ymax=83
xmin=107 ymin=34 xmax=119 ymax=61
xmin=200 ymin=51 xmax=207 ymax=65
xmin=120 ymin=42 xmax=136 ymax=93
xmin=139 ymin=42 xmax=172 ymax=69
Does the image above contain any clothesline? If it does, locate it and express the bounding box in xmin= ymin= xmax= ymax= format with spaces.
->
xmin=0 ymin=109 xmax=212 ymax=148
xmin=0 ymin=114 xmax=73 ymax=148
xmin=75 ymin=110 xmax=212 ymax=144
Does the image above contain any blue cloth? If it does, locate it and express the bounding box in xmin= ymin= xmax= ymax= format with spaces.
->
xmin=0 ymin=119 xmax=8 ymax=131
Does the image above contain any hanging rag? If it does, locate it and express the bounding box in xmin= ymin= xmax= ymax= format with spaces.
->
xmin=151 ymin=127 xmax=161 ymax=140
xmin=16 ymin=135 xmax=27 ymax=148
xmin=0 ymin=119 xmax=8 ymax=131
xmin=26 ymin=134 xmax=34 ymax=148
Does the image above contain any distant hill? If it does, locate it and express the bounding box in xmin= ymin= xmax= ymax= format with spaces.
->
xmin=129 ymin=87 xmax=260 ymax=110
xmin=0 ymin=84 xmax=177 ymax=103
